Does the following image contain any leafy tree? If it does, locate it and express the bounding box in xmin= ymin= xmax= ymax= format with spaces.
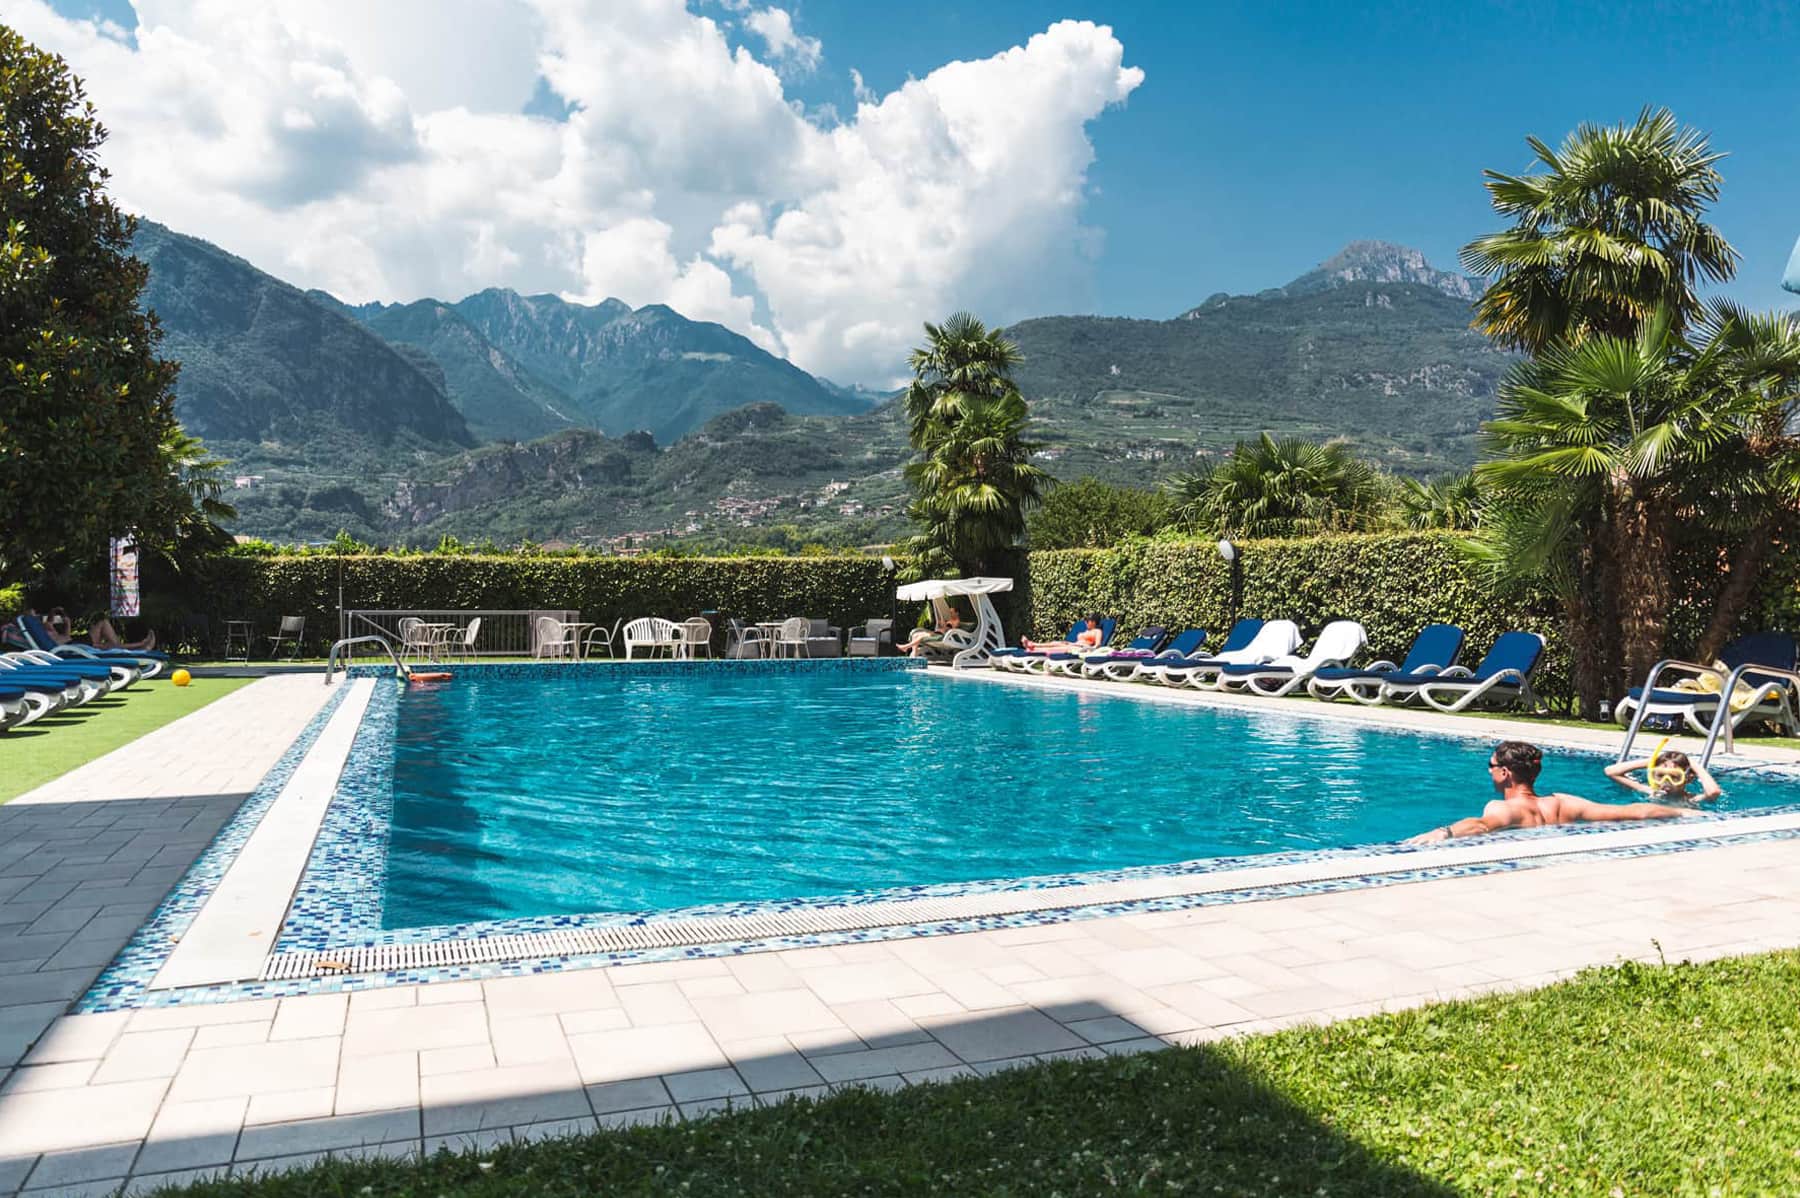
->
xmin=1027 ymin=476 xmax=1171 ymax=549
xmin=1461 ymin=107 xmax=1737 ymax=353
xmin=1470 ymin=306 xmax=1777 ymax=710
xmin=900 ymin=313 xmax=1049 ymax=575
xmin=1168 ymin=434 xmax=1386 ymax=539
xmin=0 ymin=27 xmax=188 ymax=585
xmin=1682 ymin=299 xmax=1800 ymax=659
xmin=1397 ymin=471 xmax=1482 ymax=531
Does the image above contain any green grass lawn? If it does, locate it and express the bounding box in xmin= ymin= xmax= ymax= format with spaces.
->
xmin=0 ymin=675 xmax=254 ymax=802
xmin=158 ymin=951 xmax=1800 ymax=1197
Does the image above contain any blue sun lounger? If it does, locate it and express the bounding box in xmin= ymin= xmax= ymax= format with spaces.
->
xmin=1306 ymin=623 xmax=1467 ymax=705
xmin=1063 ymin=626 xmax=1168 ymax=678
xmin=1024 ymin=618 xmax=1119 ymax=674
xmin=1098 ymin=627 xmax=1208 ymax=681
xmin=1139 ymin=619 xmax=1265 ymax=685
xmin=1381 ymin=631 xmax=1545 ymax=712
xmin=991 ymin=620 xmax=1086 ymax=671
xmin=1613 ymin=631 xmax=1799 ymax=737
xmin=17 ymin=614 xmax=165 ymax=680
xmin=1218 ymin=620 xmax=1368 ymax=697
xmin=1 ymin=684 xmax=31 ymax=729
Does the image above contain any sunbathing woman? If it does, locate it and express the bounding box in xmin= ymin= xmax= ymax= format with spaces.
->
xmin=88 ymin=611 xmax=157 ymax=652
xmin=1604 ymin=749 xmax=1721 ymax=803
xmin=898 ymin=609 xmax=962 ymax=657
xmin=1020 ymin=614 xmax=1105 ymax=654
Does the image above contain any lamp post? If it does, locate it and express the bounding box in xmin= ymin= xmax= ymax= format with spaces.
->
xmin=1217 ymin=538 xmax=1241 ymax=627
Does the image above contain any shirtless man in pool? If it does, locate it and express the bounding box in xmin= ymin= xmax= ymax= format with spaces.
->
xmin=1406 ymin=740 xmax=1691 ymax=844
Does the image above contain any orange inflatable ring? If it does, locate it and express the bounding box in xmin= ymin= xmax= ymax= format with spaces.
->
xmin=408 ymin=672 xmax=453 ymax=682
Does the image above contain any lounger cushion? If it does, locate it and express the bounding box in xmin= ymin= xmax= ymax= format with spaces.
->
xmin=1622 ymin=687 xmax=1766 ymax=708
xmin=7 ymin=661 xmax=113 ymax=680
xmin=1310 ymin=667 xmax=1392 ymax=682
xmin=1220 ymin=662 xmax=1293 ymax=677
xmin=1383 ymin=671 xmax=1513 ymax=689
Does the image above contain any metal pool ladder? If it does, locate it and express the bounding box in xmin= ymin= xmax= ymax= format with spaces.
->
xmin=1617 ymin=657 xmax=1800 ymax=769
xmin=325 ymin=635 xmax=406 ymax=686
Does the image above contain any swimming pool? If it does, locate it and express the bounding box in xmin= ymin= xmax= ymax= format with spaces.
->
xmin=376 ymin=665 xmax=1798 ymax=929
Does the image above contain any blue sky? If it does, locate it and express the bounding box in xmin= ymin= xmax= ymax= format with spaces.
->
xmin=777 ymin=0 xmax=1800 ymax=316
xmin=28 ymin=0 xmax=1800 ymax=379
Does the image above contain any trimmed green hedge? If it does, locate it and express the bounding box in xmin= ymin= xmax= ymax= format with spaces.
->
xmin=1025 ymin=530 xmax=1800 ymax=712
xmin=175 ymin=555 xmax=899 ymax=655
xmin=1027 ymin=533 xmax=1570 ymax=704
xmin=146 ymin=533 xmax=1799 ymax=701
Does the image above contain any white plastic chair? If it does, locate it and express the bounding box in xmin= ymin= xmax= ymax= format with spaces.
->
xmin=449 ymin=616 xmax=482 ymax=661
xmin=534 ymin=615 xmax=580 ymax=660
xmin=773 ymin=617 xmax=810 ymax=658
xmin=624 ymin=617 xmax=683 ymax=659
xmin=680 ymin=618 xmax=712 ymax=659
xmin=398 ymin=617 xmax=433 ymax=664
xmin=583 ymin=618 xmax=621 ymax=659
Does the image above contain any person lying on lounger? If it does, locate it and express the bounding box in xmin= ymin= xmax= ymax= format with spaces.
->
xmin=1405 ymin=740 xmax=1692 ymax=844
xmin=1604 ymin=750 xmax=1721 ymax=803
xmin=898 ymin=609 xmax=962 ymax=657
xmin=1019 ymin=614 xmax=1104 ymax=654
xmin=87 ymin=611 xmax=157 ymax=651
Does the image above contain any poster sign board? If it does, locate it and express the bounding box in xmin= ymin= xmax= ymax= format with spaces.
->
xmin=110 ymin=537 xmax=141 ymax=618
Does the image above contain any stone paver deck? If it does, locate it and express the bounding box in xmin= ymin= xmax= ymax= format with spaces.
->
xmin=0 ymin=671 xmax=1796 ymax=1196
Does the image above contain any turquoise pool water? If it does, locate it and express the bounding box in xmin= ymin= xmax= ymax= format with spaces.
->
xmin=381 ymin=669 xmax=1795 ymax=928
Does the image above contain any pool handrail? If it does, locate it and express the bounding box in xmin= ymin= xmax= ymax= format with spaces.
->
xmin=325 ymin=635 xmax=406 ymax=686
xmin=1697 ymin=660 xmax=1800 ymax=766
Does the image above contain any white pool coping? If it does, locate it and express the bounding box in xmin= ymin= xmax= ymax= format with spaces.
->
xmin=151 ymin=679 xmax=374 ymax=989
xmin=140 ymin=665 xmax=1800 ymax=990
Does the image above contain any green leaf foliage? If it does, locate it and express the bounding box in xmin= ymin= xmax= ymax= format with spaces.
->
xmin=1026 ymin=476 xmax=1172 ymax=549
xmin=0 ymin=27 xmax=184 ymax=583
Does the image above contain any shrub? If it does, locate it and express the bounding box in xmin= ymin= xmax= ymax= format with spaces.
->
xmin=1027 ymin=533 xmax=1570 ymax=706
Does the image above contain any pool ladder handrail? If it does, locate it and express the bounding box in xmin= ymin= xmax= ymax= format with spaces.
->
xmin=1617 ymin=656 xmax=1800 ymax=768
xmin=325 ymin=635 xmax=406 ymax=686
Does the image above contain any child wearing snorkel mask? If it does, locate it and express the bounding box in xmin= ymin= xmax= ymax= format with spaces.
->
xmin=1605 ymin=749 xmax=1722 ymax=804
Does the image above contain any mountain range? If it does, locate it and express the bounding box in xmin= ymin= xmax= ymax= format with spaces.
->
xmin=129 ymin=223 xmax=1509 ymax=547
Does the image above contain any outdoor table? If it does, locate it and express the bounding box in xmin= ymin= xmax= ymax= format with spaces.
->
xmin=223 ymin=620 xmax=253 ymax=663
xmin=755 ymin=620 xmax=786 ymax=659
xmin=418 ymin=623 xmax=458 ymax=662
xmin=561 ymin=622 xmax=597 ymax=660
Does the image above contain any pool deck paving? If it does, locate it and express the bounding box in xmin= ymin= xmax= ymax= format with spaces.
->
xmin=0 ymin=670 xmax=1797 ymax=1195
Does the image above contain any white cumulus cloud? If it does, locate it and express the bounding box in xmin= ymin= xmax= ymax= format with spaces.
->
xmin=744 ymin=7 xmax=821 ymax=74
xmin=2 ymin=0 xmax=1142 ymax=385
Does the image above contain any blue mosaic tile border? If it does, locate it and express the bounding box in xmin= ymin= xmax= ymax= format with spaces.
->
xmin=74 ymin=654 xmax=1800 ymax=1013
xmin=75 ymin=682 xmax=355 ymax=1012
xmin=77 ymin=822 xmax=1800 ymax=1011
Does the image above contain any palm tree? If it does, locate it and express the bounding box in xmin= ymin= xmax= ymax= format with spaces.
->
xmin=1683 ymin=300 xmax=1800 ymax=658
xmin=903 ymin=312 xmax=1025 ymax=445
xmin=1461 ymin=107 xmax=1737 ymax=352
xmin=900 ymin=314 xmax=1049 ymax=576
xmin=1168 ymin=434 xmax=1385 ymax=539
xmin=1473 ymin=306 xmax=1767 ymax=708
xmin=1397 ymin=471 xmax=1482 ymax=531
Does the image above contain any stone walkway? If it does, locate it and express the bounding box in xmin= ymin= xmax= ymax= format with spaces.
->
xmin=0 ymin=676 xmax=1797 ymax=1196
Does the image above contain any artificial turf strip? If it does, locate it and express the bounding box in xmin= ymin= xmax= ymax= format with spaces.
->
xmin=0 ymin=675 xmax=253 ymax=802
xmin=156 ymin=951 xmax=1800 ymax=1197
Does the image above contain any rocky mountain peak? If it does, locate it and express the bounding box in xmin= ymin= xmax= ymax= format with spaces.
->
xmin=1286 ymin=240 xmax=1479 ymax=300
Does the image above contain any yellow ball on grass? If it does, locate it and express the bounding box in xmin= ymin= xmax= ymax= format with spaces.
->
xmin=170 ymin=668 xmax=192 ymax=687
